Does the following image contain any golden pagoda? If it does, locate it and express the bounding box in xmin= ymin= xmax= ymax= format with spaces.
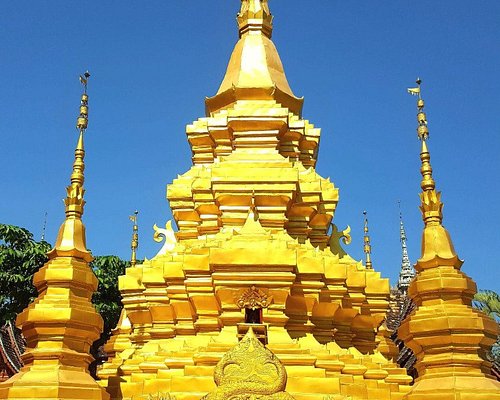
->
xmin=0 ymin=73 xmax=110 ymax=400
xmin=398 ymin=80 xmax=500 ymax=399
xmin=4 ymin=1 xmax=499 ymax=400
xmin=98 ymin=1 xmax=414 ymax=399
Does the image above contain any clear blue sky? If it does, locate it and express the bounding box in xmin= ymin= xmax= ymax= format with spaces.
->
xmin=1 ymin=2 xmax=499 ymax=293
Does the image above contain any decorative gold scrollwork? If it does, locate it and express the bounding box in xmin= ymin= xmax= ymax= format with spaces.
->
xmin=153 ymin=220 xmax=177 ymax=256
xmin=237 ymin=286 xmax=271 ymax=310
xmin=328 ymin=224 xmax=351 ymax=257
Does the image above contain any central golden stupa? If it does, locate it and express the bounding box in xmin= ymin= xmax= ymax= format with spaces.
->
xmin=98 ymin=1 xmax=413 ymax=399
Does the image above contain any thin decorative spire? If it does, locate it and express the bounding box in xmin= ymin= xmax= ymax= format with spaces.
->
xmin=64 ymin=71 xmax=90 ymax=220
xmin=41 ymin=211 xmax=48 ymax=241
xmin=50 ymin=71 xmax=91 ymax=258
xmin=397 ymin=202 xmax=414 ymax=291
xmin=129 ymin=210 xmax=139 ymax=267
xmin=408 ymin=78 xmax=443 ymax=226
xmin=237 ymin=0 xmax=273 ymax=38
xmin=363 ymin=211 xmax=373 ymax=269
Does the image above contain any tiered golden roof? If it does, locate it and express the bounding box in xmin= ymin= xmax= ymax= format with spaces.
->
xmin=205 ymin=0 xmax=303 ymax=117
xmin=399 ymin=80 xmax=500 ymax=399
xmin=0 ymin=73 xmax=109 ymax=400
xmin=98 ymin=2 xmax=414 ymax=399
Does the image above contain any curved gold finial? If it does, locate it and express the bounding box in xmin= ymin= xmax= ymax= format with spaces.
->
xmin=407 ymin=78 xmax=443 ymax=226
xmin=153 ymin=220 xmax=177 ymax=256
xmin=363 ymin=211 xmax=373 ymax=269
xmin=237 ymin=0 xmax=273 ymax=38
xmin=129 ymin=211 xmax=139 ymax=267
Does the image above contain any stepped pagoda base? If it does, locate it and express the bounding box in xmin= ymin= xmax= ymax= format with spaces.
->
xmin=0 ymin=364 xmax=109 ymax=400
xmin=99 ymin=326 xmax=413 ymax=400
xmin=403 ymin=375 xmax=500 ymax=400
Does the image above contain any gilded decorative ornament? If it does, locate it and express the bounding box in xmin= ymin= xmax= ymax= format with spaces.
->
xmin=153 ymin=220 xmax=177 ymax=255
xmin=202 ymin=328 xmax=295 ymax=400
xmin=237 ymin=286 xmax=270 ymax=310
xmin=328 ymin=224 xmax=351 ymax=256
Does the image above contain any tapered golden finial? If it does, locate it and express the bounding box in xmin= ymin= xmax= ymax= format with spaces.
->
xmin=129 ymin=211 xmax=139 ymax=267
xmin=363 ymin=211 xmax=373 ymax=269
xmin=407 ymin=78 xmax=443 ymax=226
xmin=49 ymin=72 xmax=92 ymax=262
xmin=237 ymin=0 xmax=273 ymax=38
xmin=64 ymin=71 xmax=90 ymax=220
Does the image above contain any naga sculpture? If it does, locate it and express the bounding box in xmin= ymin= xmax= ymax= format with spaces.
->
xmin=202 ymin=328 xmax=295 ymax=400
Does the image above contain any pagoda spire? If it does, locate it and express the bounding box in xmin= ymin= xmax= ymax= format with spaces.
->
xmin=398 ymin=79 xmax=500 ymax=399
xmin=48 ymin=72 xmax=91 ymax=259
xmin=129 ymin=210 xmax=139 ymax=267
xmin=237 ymin=0 xmax=273 ymax=38
xmin=205 ymin=0 xmax=303 ymax=116
xmin=0 ymin=72 xmax=109 ymax=400
xmin=363 ymin=211 xmax=373 ymax=269
xmin=397 ymin=203 xmax=414 ymax=292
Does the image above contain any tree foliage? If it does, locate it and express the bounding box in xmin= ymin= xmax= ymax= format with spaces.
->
xmin=473 ymin=290 xmax=500 ymax=322
xmin=89 ymin=255 xmax=128 ymax=375
xmin=473 ymin=289 xmax=500 ymax=365
xmin=91 ymin=255 xmax=127 ymax=338
xmin=0 ymin=224 xmax=128 ymax=370
xmin=0 ymin=224 xmax=50 ymax=324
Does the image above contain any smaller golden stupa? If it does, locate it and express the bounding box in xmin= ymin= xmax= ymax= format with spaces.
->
xmin=399 ymin=79 xmax=500 ymax=399
xmin=0 ymin=73 xmax=109 ymax=400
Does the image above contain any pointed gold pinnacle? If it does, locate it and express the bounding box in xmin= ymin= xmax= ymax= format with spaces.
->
xmin=363 ymin=210 xmax=372 ymax=269
xmin=238 ymin=0 xmax=273 ymax=38
xmin=408 ymin=78 xmax=443 ymax=226
xmin=64 ymin=72 xmax=90 ymax=220
xmin=130 ymin=210 xmax=139 ymax=267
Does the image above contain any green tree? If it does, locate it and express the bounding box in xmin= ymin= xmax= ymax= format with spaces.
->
xmin=0 ymin=224 xmax=50 ymax=324
xmin=0 ymin=224 xmax=129 ymax=375
xmin=89 ymin=255 xmax=128 ymax=375
xmin=91 ymin=255 xmax=127 ymax=340
xmin=0 ymin=224 xmax=128 ymax=332
xmin=473 ymin=290 xmax=500 ymax=322
xmin=473 ymin=289 xmax=500 ymax=365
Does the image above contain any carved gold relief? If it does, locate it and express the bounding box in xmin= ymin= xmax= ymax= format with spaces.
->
xmin=237 ymin=286 xmax=271 ymax=310
xmin=202 ymin=328 xmax=295 ymax=400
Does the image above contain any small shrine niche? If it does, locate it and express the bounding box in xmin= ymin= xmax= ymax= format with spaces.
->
xmin=236 ymin=286 xmax=271 ymax=344
xmin=245 ymin=307 xmax=262 ymax=324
